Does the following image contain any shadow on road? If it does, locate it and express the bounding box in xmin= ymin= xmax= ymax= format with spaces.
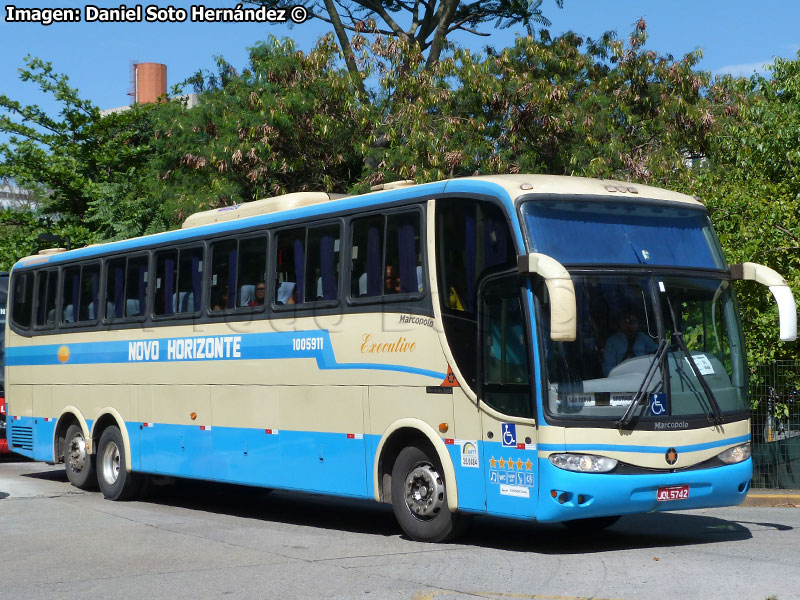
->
xmin=458 ymin=510 xmax=758 ymax=553
xmin=137 ymin=477 xmax=767 ymax=553
xmin=6 ymin=466 xmax=786 ymax=553
xmin=0 ymin=453 xmax=32 ymax=463
xmin=21 ymin=468 xmax=68 ymax=482
xmin=144 ymin=478 xmax=401 ymax=537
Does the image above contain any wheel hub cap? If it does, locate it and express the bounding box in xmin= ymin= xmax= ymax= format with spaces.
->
xmin=404 ymin=464 xmax=445 ymax=519
xmin=67 ymin=434 xmax=87 ymax=472
xmin=101 ymin=442 xmax=121 ymax=485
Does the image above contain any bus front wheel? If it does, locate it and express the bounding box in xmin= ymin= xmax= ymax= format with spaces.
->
xmin=390 ymin=445 xmax=461 ymax=542
xmin=97 ymin=426 xmax=143 ymax=501
xmin=64 ymin=424 xmax=97 ymax=490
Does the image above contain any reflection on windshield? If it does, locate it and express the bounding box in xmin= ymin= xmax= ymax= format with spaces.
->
xmin=522 ymin=200 xmax=726 ymax=268
xmin=540 ymin=275 xmax=747 ymax=421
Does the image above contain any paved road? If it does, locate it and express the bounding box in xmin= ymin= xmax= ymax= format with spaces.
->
xmin=1 ymin=456 xmax=799 ymax=600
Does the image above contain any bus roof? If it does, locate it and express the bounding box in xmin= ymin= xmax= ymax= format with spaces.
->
xmin=12 ymin=174 xmax=702 ymax=270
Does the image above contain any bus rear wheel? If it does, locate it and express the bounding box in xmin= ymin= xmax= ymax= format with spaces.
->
xmin=97 ymin=426 xmax=143 ymax=501
xmin=390 ymin=445 xmax=461 ymax=542
xmin=64 ymin=424 xmax=97 ymax=490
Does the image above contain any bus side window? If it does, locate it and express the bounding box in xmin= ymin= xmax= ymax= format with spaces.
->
xmin=350 ymin=211 xmax=422 ymax=299
xmin=481 ymin=282 xmax=532 ymax=418
xmin=78 ymin=264 xmax=100 ymax=321
xmin=125 ymin=256 xmax=148 ymax=317
xmin=386 ymin=212 xmax=422 ymax=295
xmin=351 ymin=216 xmax=383 ymax=297
xmin=306 ymin=224 xmax=340 ymax=302
xmin=106 ymin=256 xmax=149 ymax=319
xmin=11 ymin=271 xmax=33 ymax=329
xmin=176 ymin=246 xmax=203 ymax=314
xmin=436 ymin=199 xmax=516 ymax=390
xmin=35 ymin=270 xmax=58 ymax=327
xmin=61 ymin=266 xmax=80 ymax=324
xmin=275 ymin=229 xmax=305 ymax=305
xmin=106 ymin=258 xmax=126 ymax=319
xmin=210 ymin=240 xmax=236 ymax=311
xmin=237 ymin=236 xmax=267 ymax=307
xmin=154 ymin=251 xmax=178 ymax=316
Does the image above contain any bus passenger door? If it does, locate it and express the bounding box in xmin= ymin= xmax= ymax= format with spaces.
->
xmin=478 ymin=273 xmax=539 ymax=518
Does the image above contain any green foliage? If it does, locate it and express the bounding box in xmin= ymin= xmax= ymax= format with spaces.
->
xmin=691 ymin=54 xmax=800 ymax=365
xmin=147 ymin=35 xmax=374 ymax=224
xmin=371 ymin=23 xmax=711 ymax=187
xmin=0 ymin=56 xmax=168 ymax=246
xmin=0 ymin=206 xmax=94 ymax=271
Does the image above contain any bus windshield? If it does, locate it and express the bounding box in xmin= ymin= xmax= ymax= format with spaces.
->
xmin=539 ymin=273 xmax=748 ymax=422
xmin=522 ymin=199 xmax=726 ymax=268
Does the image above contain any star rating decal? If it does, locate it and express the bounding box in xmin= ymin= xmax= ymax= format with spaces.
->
xmin=489 ymin=457 xmax=534 ymax=471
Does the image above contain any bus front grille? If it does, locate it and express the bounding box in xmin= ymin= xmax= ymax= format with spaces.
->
xmin=10 ymin=426 xmax=33 ymax=451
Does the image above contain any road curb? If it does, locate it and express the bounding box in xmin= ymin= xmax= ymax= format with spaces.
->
xmin=743 ymin=490 xmax=800 ymax=507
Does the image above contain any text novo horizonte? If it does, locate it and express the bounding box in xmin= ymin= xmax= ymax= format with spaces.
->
xmin=4 ymin=4 xmax=309 ymax=26
xmin=128 ymin=336 xmax=242 ymax=362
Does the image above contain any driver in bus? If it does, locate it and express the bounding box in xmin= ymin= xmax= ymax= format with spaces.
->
xmin=602 ymin=310 xmax=658 ymax=376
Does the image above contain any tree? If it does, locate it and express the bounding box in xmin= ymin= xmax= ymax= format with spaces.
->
xmin=0 ymin=56 xmax=166 ymax=240
xmin=147 ymin=36 xmax=374 ymax=224
xmin=368 ymin=22 xmax=713 ymax=187
xmin=248 ymin=0 xmax=564 ymax=80
xmin=691 ymin=54 xmax=800 ymax=365
xmin=0 ymin=206 xmax=94 ymax=271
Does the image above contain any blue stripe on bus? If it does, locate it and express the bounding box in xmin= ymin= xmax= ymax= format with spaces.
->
xmin=5 ymin=329 xmax=447 ymax=380
xmin=537 ymin=434 xmax=750 ymax=455
xmin=9 ymin=414 xmax=752 ymax=522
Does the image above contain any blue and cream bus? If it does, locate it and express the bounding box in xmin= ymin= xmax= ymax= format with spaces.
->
xmin=5 ymin=175 xmax=796 ymax=541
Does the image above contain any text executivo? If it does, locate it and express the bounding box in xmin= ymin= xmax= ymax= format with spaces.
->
xmin=4 ymin=4 xmax=309 ymax=26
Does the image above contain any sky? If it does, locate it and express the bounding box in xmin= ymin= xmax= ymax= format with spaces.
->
xmin=1 ymin=1 xmax=800 ymax=121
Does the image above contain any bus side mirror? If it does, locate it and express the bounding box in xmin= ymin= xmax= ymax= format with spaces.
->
xmin=518 ymin=253 xmax=576 ymax=342
xmin=730 ymin=262 xmax=797 ymax=341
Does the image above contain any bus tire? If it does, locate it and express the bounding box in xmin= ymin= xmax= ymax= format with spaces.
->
xmin=97 ymin=426 xmax=142 ymax=501
xmin=390 ymin=445 xmax=461 ymax=542
xmin=562 ymin=515 xmax=621 ymax=531
xmin=64 ymin=423 xmax=97 ymax=490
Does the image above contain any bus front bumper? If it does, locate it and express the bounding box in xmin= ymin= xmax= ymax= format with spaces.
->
xmin=536 ymin=457 xmax=752 ymax=523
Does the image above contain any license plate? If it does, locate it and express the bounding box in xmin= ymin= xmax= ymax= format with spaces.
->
xmin=657 ymin=485 xmax=690 ymax=501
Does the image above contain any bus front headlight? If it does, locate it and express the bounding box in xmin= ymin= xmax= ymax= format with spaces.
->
xmin=549 ymin=453 xmax=618 ymax=473
xmin=717 ymin=443 xmax=751 ymax=464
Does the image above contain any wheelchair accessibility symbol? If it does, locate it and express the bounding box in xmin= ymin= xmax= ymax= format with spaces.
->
xmin=649 ymin=393 xmax=667 ymax=416
xmin=501 ymin=423 xmax=517 ymax=447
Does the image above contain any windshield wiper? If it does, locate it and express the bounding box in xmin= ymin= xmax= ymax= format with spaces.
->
xmin=671 ymin=331 xmax=725 ymax=425
xmin=664 ymin=298 xmax=725 ymax=426
xmin=616 ymin=338 xmax=669 ymax=429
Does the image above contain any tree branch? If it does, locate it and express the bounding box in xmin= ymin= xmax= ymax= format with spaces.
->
xmin=425 ymin=0 xmax=460 ymax=68
xmin=323 ymin=0 xmax=368 ymax=99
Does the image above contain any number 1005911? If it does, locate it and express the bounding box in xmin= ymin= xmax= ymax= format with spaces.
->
xmin=292 ymin=336 xmax=324 ymax=351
